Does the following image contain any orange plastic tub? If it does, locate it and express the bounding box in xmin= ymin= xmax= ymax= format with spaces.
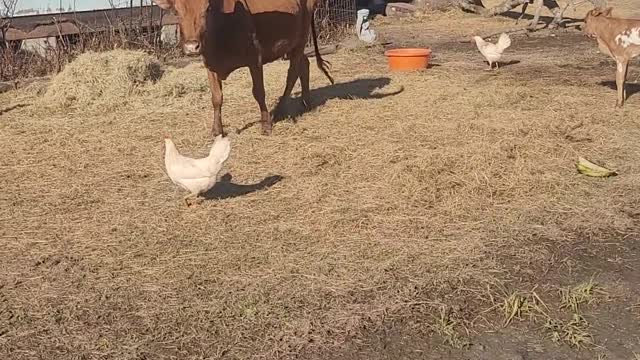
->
xmin=384 ymin=48 xmax=431 ymax=71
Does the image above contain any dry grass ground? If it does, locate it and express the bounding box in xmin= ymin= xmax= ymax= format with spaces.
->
xmin=480 ymin=0 xmax=640 ymax=18
xmin=1 ymin=6 xmax=640 ymax=360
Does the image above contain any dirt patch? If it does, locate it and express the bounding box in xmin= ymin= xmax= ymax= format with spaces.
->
xmin=306 ymin=234 xmax=640 ymax=360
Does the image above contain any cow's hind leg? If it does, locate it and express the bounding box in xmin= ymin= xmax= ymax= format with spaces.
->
xmin=282 ymin=57 xmax=300 ymax=99
xmin=281 ymin=47 xmax=307 ymax=102
xmin=275 ymin=48 xmax=308 ymax=119
xmin=299 ymin=55 xmax=311 ymax=108
xmin=249 ymin=64 xmax=272 ymax=135
xmin=274 ymin=56 xmax=300 ymax=119
xmin=207 ymin=70 xmax=224 ymax=137
xmin=615 ymin=59 xmax=629 ymax=108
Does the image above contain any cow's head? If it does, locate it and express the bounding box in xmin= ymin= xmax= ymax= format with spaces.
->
xmin=583 ymin=7 xmax=613 ymax=38
xmin=154 ymin=0 xmax=211 ymax=56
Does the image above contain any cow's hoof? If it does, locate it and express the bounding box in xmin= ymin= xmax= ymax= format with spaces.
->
xmin=261 ymin=122 xmax=273 ymax=135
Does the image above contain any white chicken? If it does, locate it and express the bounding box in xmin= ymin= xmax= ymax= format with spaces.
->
xmin=164 ymin=134 xmax=231 ymax=205
xmin=473 ymin=33 xmax=512 ymax=70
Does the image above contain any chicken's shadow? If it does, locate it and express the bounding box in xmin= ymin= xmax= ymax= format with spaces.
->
xmin=494 ymin=60 xmax=521 ymax=68
xmin=598 ymin=81 xmax=640 ymax=100
xmin=203 ymin=173 xmax=283 ymax=200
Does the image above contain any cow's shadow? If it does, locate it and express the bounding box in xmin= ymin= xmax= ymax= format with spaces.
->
xmin=203 ymin=173 xmax=283 ymax=200
xmin=274 ymin=77 xmax=403 ymax=122
xmin=236 ymin=77 xmax=403 ymax=134
xmin=599 ymin=81 xmax=640 ymax=100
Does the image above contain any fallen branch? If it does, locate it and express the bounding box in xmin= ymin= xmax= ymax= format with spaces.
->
xmin=457 ymin=0 xmax=488 ymax=15
xmin=481 ymin=27 xmax=531 ymax=39
xmin=304 ymin=44 xmax=338 ymax=58
xmin=0 ymin=76 xmax=49 ymax=94
xmin=458 ymin=27 xmax=531 ymax=43
xmin=484 ymin=0 xmax=531 ymax=16
xmin=0 ymin=80 xmax=14 ymax=94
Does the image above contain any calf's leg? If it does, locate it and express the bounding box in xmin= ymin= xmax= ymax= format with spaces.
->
xmin=207 ymin=70 xmax=225 ymax=137
xmin=516 ymin=2 xmax=528 ymax=24
xmin=615 ymin=59 xmax=628 ymax=108
xmin=249 ymin=64 xmax=272 ymax=135
xmin=528 ymin=0 xmax=543 ymax=31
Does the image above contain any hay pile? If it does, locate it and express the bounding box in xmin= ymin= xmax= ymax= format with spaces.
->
xmin=40 ymin=50 xmax=163 ymax=110
xmin=152 ymin=62 xmax=210 ymax=99
xmin=37 ymin=50 xmax=212 ymax=111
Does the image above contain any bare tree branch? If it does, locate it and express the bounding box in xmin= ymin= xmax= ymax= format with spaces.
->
xmin=1 ymin=0 xmax=19 ymax=17
xmin=456 ymin=0 xmax=488 ymax=15
xmin=1 ymin=0 xmax=19 ymax=46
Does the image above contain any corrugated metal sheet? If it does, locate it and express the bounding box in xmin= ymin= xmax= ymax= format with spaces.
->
xmin=3 ymin=5 xmax=178 ymax=41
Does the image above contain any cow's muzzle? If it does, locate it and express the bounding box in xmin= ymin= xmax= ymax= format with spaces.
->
xmin=183 ymin=41 xmax=202 ymax=56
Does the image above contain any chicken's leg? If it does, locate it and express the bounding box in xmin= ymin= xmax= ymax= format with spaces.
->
xmin=183 ymin=193 xmax=197 ymax=207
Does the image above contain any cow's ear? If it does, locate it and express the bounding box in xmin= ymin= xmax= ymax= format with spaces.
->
xmin=602 ymin=7 xmax=613 ymax=16
xmin=153 ymin=0 xmax=174 ymax=10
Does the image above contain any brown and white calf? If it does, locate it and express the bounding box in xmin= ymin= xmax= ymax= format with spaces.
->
xmin=583 ymin=7 xmax=640 ymax=107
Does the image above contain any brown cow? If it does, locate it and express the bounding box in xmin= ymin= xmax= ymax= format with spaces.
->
xmin=583 ymin=7 xmax=640 ymax=107
xmin=153 ymin=0 xmax=334 ymax=136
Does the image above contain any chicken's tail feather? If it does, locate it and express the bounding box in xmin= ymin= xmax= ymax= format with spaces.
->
xmin=209 ymin=135 xmax=232 ymax=165
xmin=497 ymin=33 xmax=511 ymax=51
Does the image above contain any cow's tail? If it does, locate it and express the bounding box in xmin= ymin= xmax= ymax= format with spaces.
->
xmin=310 ymin=9 xmax=335 ymax=85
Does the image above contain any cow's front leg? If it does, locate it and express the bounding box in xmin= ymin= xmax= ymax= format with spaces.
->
xmin=615 ymin=59 xmax=628 ymax=108
xmin=249 ymin=64 xmax=272 ymax=135
xmin=207 ymin=70 xmax=225 ymax=137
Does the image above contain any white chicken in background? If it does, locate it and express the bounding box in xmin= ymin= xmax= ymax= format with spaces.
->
xmin=473 ymin=33 xmax=512 ymax=70
xmin=164 ymin=134 xmax=231 ymax=206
